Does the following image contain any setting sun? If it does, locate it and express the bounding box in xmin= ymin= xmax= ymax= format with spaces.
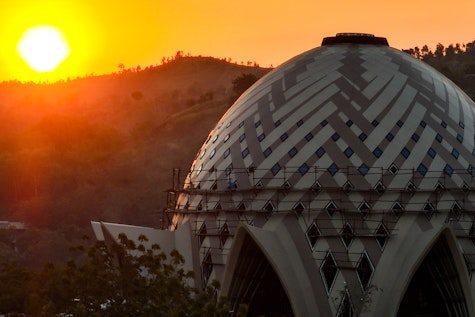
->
xmin=17 ymin=25 xmax=70 ymax=73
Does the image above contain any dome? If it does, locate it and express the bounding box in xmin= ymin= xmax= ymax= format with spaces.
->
xmin=168 ymin=33 xmax=475 ymax=316
xmin=94 ymin=33 xmax=475 ymax=317
xmin=178 ymin=33 xmax=475 ymax=209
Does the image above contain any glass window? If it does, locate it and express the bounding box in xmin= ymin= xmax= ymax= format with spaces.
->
xmin=299 ymin=163 xmax=309 ymax=175
xmin=332 ymin=132 xmax=340 ymax=141
xmin=441 ymin=120 xmax=447 ymax=128
xmin=305 ymin=132 xmax=314 ymax=141
xmin=452 ymin=148 xmax=459 ymax=159
xmin=224 ymin=148 xmax=230 ymax=158
xmin=209 ymin=149 xmax=216 ymax=159
xmin=401 ymin=147 xmax=410 ymax=158
xmin=321 ymin=119 xmax=328 ymax=127
xmin=359 ymin=132 xmax=367 ymax=141
xmin=239 ymin=121 xmax=244 ymax=128
xmin=420 ymin=120 xmax=427 ymax=128
xmin=344 ymin=147 xmax=354 ymax=158
xmin=241 ymin=148 xmax=249 ymax=158
xmin=397 ymin=120 xmax=404 ymax=127
xmin=255 ymin=120 xmax=261 ymax=128
xmin=459 ymin=121 xmax=465 ymax=129
xmin=263 ymin=147 xmax=272 ymax=157
xmin=346 ymin=120 xmax=353 ymax=127
xmin=371 ymin=119 xmax=379 ymax=127
xmin=436 ymin=133 xmax=443 ymax=143
xmin=297 ymin=119 xmax=304 ymax=127
xmin=444 ymin=164 xmax=454 ymax=176
xmin=417 ymin=163 xmax=428 ymax=176
xmin=386 ymin=133 xmax=394 ymax=141
xmin=457 ymin=134 xmax=463 ymax=143
xmin=288 ymin=147 xmax=298 ymax=158
xmin=427 ymin=147 xmax=436 ymax=158
xmin=358 ymin=163 xmax=369 ymax=175
xmin=275 ymin=120 xmax=281 ymax=127
xmin=239 ymin=133 xmax=246 ymax=142
xmin=411 ymin=133 xmax=419 ymax=142
xmin=280 ymin=133 xmax=288 ymax=142
xmin=225 ymin=164 xmax=233 ymax=176
xmin=316 ymin=147 xmax=326 ymax=158
xmin=271 ymin=163 xmax=281 ymax=176
xmin=223 ymin=134 xmax=230 ymax=143
xmin=328 ymin=163 xmax=339 ymax=176
xmin=373 ymin=147 xmax=383 ymax=158
xmin=257 ymin=133 xmax=265 ymax=142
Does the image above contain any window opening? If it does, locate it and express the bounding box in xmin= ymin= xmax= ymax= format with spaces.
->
xmin=375 ymin=223 xmax=389 ymax=249
xmin=341 ymin=223 xmax=354 ymax=248
xmin=219 ymin=223 xmax=230 ymax=247
xmin=356 ymin=251 xmax=374 ymax=289
xmin=321 ymin=250 xmax=338 ymax=294
xmin=306 ymin=222 xmax=320 ymax=249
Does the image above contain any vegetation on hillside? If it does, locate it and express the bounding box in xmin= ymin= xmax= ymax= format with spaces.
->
xmin=0 ymin=234 xmax=246 ymax=316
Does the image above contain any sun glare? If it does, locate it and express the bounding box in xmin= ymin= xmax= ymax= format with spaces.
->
xmin=17 ymin=26 xmax=71 ymax=73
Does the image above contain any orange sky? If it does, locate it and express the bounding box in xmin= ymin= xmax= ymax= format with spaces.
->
xmin=1 ymin=0 xmax=474 ymax=82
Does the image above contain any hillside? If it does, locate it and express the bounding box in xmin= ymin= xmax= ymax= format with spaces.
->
xmin=0 ymin=56 xmax=270 ymax=266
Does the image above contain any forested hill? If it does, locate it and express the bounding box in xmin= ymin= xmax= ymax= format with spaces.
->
xmin=403 ymin=39 xmax=475 ymax=99
xmin=0 ymin=56 xmax=269 ymax=266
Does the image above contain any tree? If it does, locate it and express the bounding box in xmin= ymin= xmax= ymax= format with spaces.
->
xmin=29 ymin=234 xmax=244 ymax=317
xmin=231 ymin=73 xmax=259 ymax=103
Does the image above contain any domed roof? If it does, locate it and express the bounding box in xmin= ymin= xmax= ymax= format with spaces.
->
xmin=181 ymin=33 xmax=475 ymax=205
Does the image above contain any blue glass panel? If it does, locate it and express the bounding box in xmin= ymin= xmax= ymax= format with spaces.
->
xmin=275 ymin=120 xmax=281 ymax=127
xmin=271 ymin=163 xmax=281 ymax=176
xmin=344 ymin=147 xmax=354 ymax=158
xmin=241 ymin=148 xmax=249 ymax=158
xmin=305 ymin=133 xmax=314 ymax=141
xmin=359 ymin=133 xmax=367 ymax=141
xmin=258 ymin=133 xmax=265 ymax=142
xmin=332 ymin=132 xmax=340 ymax=141
xmin=457 ymin=134 xmax=463 ymax=143
xmin=420 ymin=121 xmax=427 ymax=128
xmin=358 ymin=163 xmax=369 ymax=175
xmin=280 ymin=133 xmax=288 ymax=142
xmin=321 ymin=120 xmax=328 ymax=127
xmin=386 ymin=133 xmax=394 ymax=141
xmin=411 ymin=133 xmax=420 ymax=142
xmin=417 ymin=163 xmax=427 ymax=176
xmin=224 ymin=148 xmax=231 ymax=158
xmin=328 ymin=163 xmax=339 ymax=176
xmin=298 ymin=163 xmax=309 ymax=175
xmin=316 ymin=147 xmax=326 ymax=158
xmin=401 ymin=147 xmax=410 ymax=158
xmin=297 ymin=119 xmax=304 ymax=127
xmin=441 ymin=121 xmax=447 ymax=128
xmin=373 ymin=147 xmax=383 ymax=158
xmin=255 ymin=120 xmax=261 ymax=128
xmin=263 ymin=147 xmax=272 ymax=157
xmin=427 ymin=147 xmax=436 ymax=158
xmin=288 ymin=147 xmax=298 ymax=158
xmin=444 ymin=164 xmax=453 ymax=176
xmin=459 ymin=121 xmax=465 ymax=129
xmin=372 ymin=120 xmax=379 ymax=127
xmin=239 ymin=121 xmax=244 ymax=128
xmin=346 ymin=120 xmax=353 ymax=127
xmin=452 ymin=149 xmax=459 ymax=159
xmin=239 ymin=133 xmax=246 ymax=142
xmin=397 ymin=120 xmax=404 ymax=127
xmin=436 ymin=133 xmax=443 ymax=143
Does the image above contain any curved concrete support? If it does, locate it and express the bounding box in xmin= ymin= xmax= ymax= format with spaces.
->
xmin=365 ymin=219 xmax=474 ymax=317
xmin=222 ymin=223 xmax=328 ymax=317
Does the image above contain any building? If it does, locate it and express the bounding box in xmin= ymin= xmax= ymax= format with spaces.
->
xmin=93 ymin=33 xmax=475 ymax=316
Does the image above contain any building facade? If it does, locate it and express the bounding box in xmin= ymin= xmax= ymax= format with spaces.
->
xmin=93 ymin=33 xmax=475 ymax=316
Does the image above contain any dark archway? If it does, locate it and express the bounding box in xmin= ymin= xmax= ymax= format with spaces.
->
xmin=397 ymin=236 xmax=469 ymax=317
xmin=227 ymin=235 xmax=294 ymax=317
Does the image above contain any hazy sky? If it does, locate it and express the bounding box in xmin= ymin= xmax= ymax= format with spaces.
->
xmin=1 ymin=0 xmax=474 ymax=82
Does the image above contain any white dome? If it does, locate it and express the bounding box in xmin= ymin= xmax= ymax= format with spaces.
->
xmin=179 ymin=34 xmax=475 ymax=208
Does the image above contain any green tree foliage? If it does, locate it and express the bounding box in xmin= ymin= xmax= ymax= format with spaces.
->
xmin=0 ymin=234 xmax=246 ymax=316
xmin=231 ymin=73 xmax=259 ymax=102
